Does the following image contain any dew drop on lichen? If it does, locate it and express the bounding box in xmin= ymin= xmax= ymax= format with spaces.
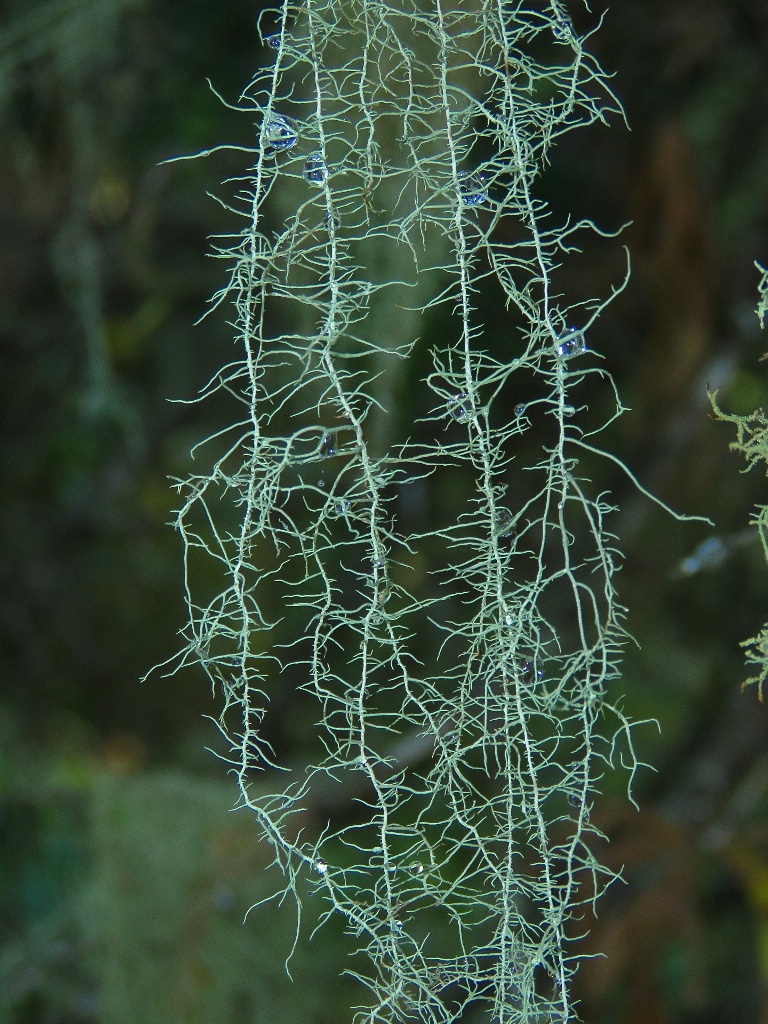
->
xmin=556 ymin=328 xmax=587 ymax=359
xmin=303 ymin=152 xmax=328 ymax=185
xmin=494 ymin=507 xmax=516 ymax=539
xmin=552 ymin=8 xmax=574 ymax=42
xmin=320 ymin=431 xmax=336 ymax=457
xmin=263 ymin=112 xmax=298 ymax=152
xmin=458 ymin=169 xmax=488 ymax=206
xmin=521 ymin=659 xmax=544 ymax=683
xmin=449 ymin=393 xmax=470 ymax=423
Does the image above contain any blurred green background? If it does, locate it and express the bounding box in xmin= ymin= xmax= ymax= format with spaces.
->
xmin=1 ymin=1 xmax=768 ymax=1021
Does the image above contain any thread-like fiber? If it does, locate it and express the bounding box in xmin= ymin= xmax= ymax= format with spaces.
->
xmin=167 ymin=3 xmax=648 ymax=1020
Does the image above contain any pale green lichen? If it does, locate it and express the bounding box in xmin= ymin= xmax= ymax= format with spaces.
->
xmin=160 ymin=3 xmax=663 ymax=1021
xmin=710 ymin=274 xmax=768 ymax=704
xmin=756 ymin=261 xmax=768 ymax=330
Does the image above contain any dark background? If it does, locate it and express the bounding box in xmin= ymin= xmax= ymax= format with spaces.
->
xmin=1 ymin=1 xmax=768 ymax=1021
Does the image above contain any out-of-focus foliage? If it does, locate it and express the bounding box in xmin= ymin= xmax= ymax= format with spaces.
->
xmin=0 ymin=724 xmax=356 ymax=1023
xmin=1 ymin=0 xmax=768 ymax=1022
xmin=85 ymin=770 xmax=356 ymax=1024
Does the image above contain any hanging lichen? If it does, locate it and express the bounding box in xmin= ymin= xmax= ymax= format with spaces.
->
xmin=156 ymin=3 xmax=690 ymax=1021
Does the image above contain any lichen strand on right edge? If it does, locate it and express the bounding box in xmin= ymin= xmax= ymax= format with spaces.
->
xmin=709 ymin=266 xmax=768 ymax=702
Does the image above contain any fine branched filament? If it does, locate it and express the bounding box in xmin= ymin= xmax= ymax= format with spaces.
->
xmin=173 ymin=3 xmax=641 ymax=1022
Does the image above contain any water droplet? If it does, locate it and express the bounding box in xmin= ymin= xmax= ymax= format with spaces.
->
xmin=318 ymin=478 xmax=325 ymax=489
xmin=568 ymin=793 xmax=581 ymax=808
xmin=265 ymin=33 xmax=282 ymax=49
xmin=387 ymin=865 xmax=397 ymax=875
xmin=449 ymin=393 xmax=470 ymax=423
xmin=336 ymin=499 xmax=351 ymax=518
xmin=324 ymin=210 xmax=340 ymax=230
xmin=505 ymin=613 xmax=515 ymax=626
xmin=556 ymin=328 xmax=587 ymax=359
xmin=315 ymin=858 xmax=329 ymax=875
xmin=494 ymin=507 xmax=516 ymax=539
xmin=320 ymin=431 xmax=336 ymax=457
xmin=552 ymin=9 xmax=574 ymax=41
xmin=376 ymin=581 xmax=391 ymax=605
xmin=514 ymin=403 xmax=526 ymax=417
xmin=458 ymin=169 xmax=488 ymax=207
xmin=562 ymin=405 xmax=576 ymax=418
xmin=520 ymin=659 xmax=544 ymax=683
xmin=394 ymin=918 xmax=403 ymax=931
xmin=410 ymin=861 xmax=425 ymax=875
xmin=303 ymin=152 xmax=328 ymax=185
xmin=263 ymin=112 xmax=298 ymax=152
